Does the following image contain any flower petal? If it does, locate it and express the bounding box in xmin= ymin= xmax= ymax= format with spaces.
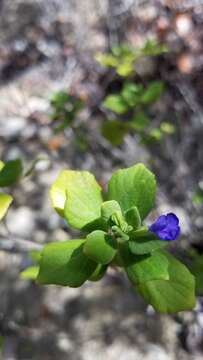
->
xmin=149 ymin=213 xmax=180 ymax=241
xmin=166 ymin=213 xmax=179 ymax=226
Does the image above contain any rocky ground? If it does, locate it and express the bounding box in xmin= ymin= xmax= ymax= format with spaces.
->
xmin=0 ymin=1 xmax=203 ymax=359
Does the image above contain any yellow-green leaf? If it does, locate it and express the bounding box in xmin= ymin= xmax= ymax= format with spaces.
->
xmin=103 ymin=95 xmax=129 ymax=114
xmin=50 ymin=170 xmax=103 ymax=229
xmin=20 ymin=266 xmax=39 ymax=280
xmin=0 ymin=193 xmax=13 ymax=221
xmin=0 ymin=161 xmax=4 ymax=171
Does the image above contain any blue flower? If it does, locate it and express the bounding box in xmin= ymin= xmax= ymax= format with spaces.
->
xmin=149 ymin=213 xmax=180 ymax=241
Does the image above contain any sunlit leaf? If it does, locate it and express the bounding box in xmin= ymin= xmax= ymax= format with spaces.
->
xmin=122 ymin=83 xmax=144 ymax=107
xmin=103 ymin=95 xmax=129 ymax=114
xmin=0 ymin=193 xmax=13 ymax=221
xmin=0 ymin=161 xmax=4 ymax=171
xmin=20 ymin=266 xmax=39 ymax=280
xmin=160 ymin=122 xmax=176 ymax=135
xmin=51 ymin=170 xmax=103 ymax=229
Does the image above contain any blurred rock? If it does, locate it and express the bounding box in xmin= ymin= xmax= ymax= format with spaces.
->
xmin=0 ymin=116 xmax=27 ymax=139
xmin=177 ymin=53 xmax=194 ymax=74
xmin=135 ymin=57 xmax=156 ymax=77
xmin=6 ymin=206 xmax=35 ymax=238
xmin=175 ymin=13 xmax=193 ymax=38
xmin=57 ymin=332 xmax=73 ymax=353
xmin=27 ymin=96 xmax=49 ymax=114
xmin=195 ymin=217 xmax=203 ymax=230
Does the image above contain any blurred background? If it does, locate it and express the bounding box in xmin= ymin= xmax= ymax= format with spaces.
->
xmin=0 ymin=0 xmax=203 ymax=359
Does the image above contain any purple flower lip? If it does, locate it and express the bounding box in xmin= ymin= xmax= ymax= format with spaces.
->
xmin=149 ymin=213 xmax=180 ymax=241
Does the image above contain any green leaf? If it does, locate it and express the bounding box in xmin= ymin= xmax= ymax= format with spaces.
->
xmin=50 ymin=171 xmax=70 ymax=217
xmin=0 ymin=159 xmax=23 ymax=187
xmin=110 ymin=211 xmax=124 ymax=226
xmin=50 ymin=91 xmax=83 ymax=132
xmin=121 ymin=244 xmax=196 ymax=312
xmin=81 ymin=218 xmax=107 ymax=233
xmin=88 ymin=264 xmax=107 ymax=281
xmin=124 ymin=206 xmax=141 ymax=229
xmin=137 ymin=252 xmax=196 ymax=313
xmin=148 ymin=128 xmax=163 ymax=142
xmin=123 ymin=249 xmax=169 ymax=284
xmin=111 ymin=225 xmax=130 ymax=242
xmin=101 ymin=200 xmax=122 ymax=223
xmin=140 ymin=40 xmax=168 ymax=57
xmin=84 ymin=230 xmax=117 ymax=265
xmin=193 ymin=188 xmax=203 ymax=206
xmin=112 ymin=44 xmax=134 ymax=58
xmin=20 ymin=266 xmax=39 ymax=280
xmin=102 ymin=121 xmax=130 ymax=146
xmin=103 ymin=95 xmax=129 ymax=114
xmin=30 ymin=250 xmax=42 ymax=263
xmin=130 ymin=112 xmax=150 ymax=131
xmin=95 ymin=53 xmax=118 ymax=68
xmin=122 ymin=83 xmax=144 ymax=107
xmin=129 ymin=237 xmax=168 ymax=255
xmin=142 ymin=128 xmax=163 ymax=144
xmin=130 ymin=226 xmax=148 ymax=237
xmin=190 ymin=254 xmax=203 ymax=295
xmin=37 ymin=240 xmax=97 ymax=287
xmin=50 ymin=170 xmax=103 ymax=229
xmin=160 ymin=122 xmax=176 ymax=135
xmin=0 ymin=161 xmax=4 ymax=171
xmin=111 ymin=45 xmax=136 ymax=76
xmin=141 ymin=81 xmax=164 ymax=105
xmin=0 ymin=193 xmax=13 ymax=221
xmin=129 ymin=231 xmax=168 ymax=255
xmin=107 ymin=163 xmax=156 ymax=220
xmin=117 ymin=62 xmax=134 ymax=77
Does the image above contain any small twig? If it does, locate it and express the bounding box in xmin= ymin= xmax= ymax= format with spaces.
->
xmin=23 ymin=155 xmax=49 ymax=177
xmin=0 ymin=221 xmax=43 ymax=253
xmin=175 ymin=78 xmax=203 ymax=127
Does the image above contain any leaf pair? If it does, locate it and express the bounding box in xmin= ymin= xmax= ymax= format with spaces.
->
xmin=50 ymin=163 xmax=156 ymax=229
xmin=103 ymin=81 xmax=164 ymax=115
xmin=101 ymin=80 xmax=169 ymax=146
xmin=98 ymin=42 xmax=175 ymax=146
xmin=96 ymin=40 xmax=168 ymax=77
